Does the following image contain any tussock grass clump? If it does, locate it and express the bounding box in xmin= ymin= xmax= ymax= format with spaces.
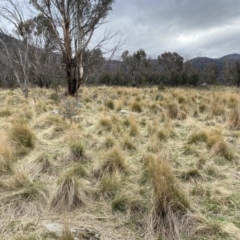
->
xmin=49 ymin=175 xmax=85 ymax=211
xmin=128 ymin=114 xmax=139 ymax=136
xmin=150 ymin=156 xmax=189 ymax=214
xmin=196 ymin=157 xmax=207 ymax=169
xmin=0 ymin=171 xmax=47 ymax=215
xmin=0 ymin=108 xmax=12 ymax=117
xmin=210 ymin=103 xmax=225 ymax=116
xmin=51 ymin=117 xmax=70 ymax=137
xmin=213 ymin=140 xmax=233 ymax=160
xmin=111 ymin=190 xmax=146 ymax=214
xmin=121 ymin=134 xmax=136 ymax=151
xmin=188 ymin=128 xmax=224 ymax=149
xmin=35 ymin=101 xmax=47 ymax=115
xmin=12 ymin=181 xmax=46 ymax=202
xmin=0 ymin=143 xmax=16 ymax=175
xmin=0 ymin=170 xmax=30 ymax=190
xmin=199 ymin=103 xmax=207 ymax=113
xmin=206 ymin=128 xmax=223 ymax=148
xmin=103 ymin=135 xmax=115 ymax=149
xmin=140 ymin=154 xmax=155 ymax=183
xmin=97 ymin=173 xmax=122 ymax=199
xmin=188 ymin=129 xmax=208 ymax=144
xmin=167 ymin=102 xmax=179 ymax=119
xmin=42 ymin=115 xmax=69 ymax=133
xmin=19 ymin=107 xmax=33 ymax=121
xmin=148 ymin=155 xmax=189 ymax=237
xmin=0 ymin=171 xmax=47 ymax=207
xmin=98 ymin=116 xmax=112 ymax=132
xmin=105 ymin=99 xmax=114 ymax=109
xmin=60 ymin=225 xmax=74 ymax=240
xmin=227 ymin=94 xmax=239 ymax=108
xmin=131 ymin=101 xmax=142 ymax=113
xmin=205 ymin=165 xmax=218 ymax=177
xmin=0 ymin=156 xmax=14 ymax=175
xmin=111 ymin=191 xmax=129 ymax=212
xmin=69 ymin=141 xmax=85 ymax=162
xmin=182 ymin=143 xmax=198 ymax=155
xmin=49 ymin=92 xmax=59 ymax=102
xmin=177 ymin=94 xmax=187 ymax=104
xmin=181 ymin=168 xmax=202 ymax=181
xmin=156 ymin=128 xmax=169 ymax=141
xmin=191 ymin=219 xmax=229 ymax=239
xmin=34 ymin=153 xmax=51 ymax=174
xmin=9 ymin=121 xmax=36 ymax=154
xmin=96 ymin=147 xmax=129 ymax=176
xmin=229 ymin=108 xmax=240 ymax=129
xmin=67 ymin=163 xmax=87 ymax=178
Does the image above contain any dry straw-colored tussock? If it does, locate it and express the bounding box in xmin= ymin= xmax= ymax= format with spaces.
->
xmin=0 ymin=86 xmax=240 ymax=239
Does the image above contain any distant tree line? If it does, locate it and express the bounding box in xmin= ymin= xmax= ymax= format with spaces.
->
xmin=1 ymin=45 xmax=240 ymax=90
xmin=94 ymin=50 xmax=240 ymax=87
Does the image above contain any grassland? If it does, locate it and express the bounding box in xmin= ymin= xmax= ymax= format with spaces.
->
xmin=0 ymin=86 xmax=240 ymax=240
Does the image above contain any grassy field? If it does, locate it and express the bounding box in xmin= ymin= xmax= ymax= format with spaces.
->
xmin=0 ymin=86 xmax=240 ymax=240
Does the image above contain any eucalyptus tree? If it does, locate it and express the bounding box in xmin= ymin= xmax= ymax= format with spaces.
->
xmin=121 ymin=49 xmax=147 ymax=86
xmin=158 ymin=52 xmax=184 ymax=73
xmin=223 ymin=60 xmax=240 ymax=86
xmin=30 ymin=0 xmax=117 ymax=95
xmin=0 ymin=0 xmax=61 ymax=96
xmin=158 ymin=52 xmax=184 ymax=85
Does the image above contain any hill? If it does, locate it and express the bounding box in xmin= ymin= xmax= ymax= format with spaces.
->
xmin=188 ymin=53 xmax=240 ymax=70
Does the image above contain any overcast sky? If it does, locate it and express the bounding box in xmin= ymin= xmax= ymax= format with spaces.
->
xmin=101 ymin=0 xmax=240 ymax=59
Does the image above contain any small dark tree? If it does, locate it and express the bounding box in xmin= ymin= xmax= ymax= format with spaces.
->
xmin=121 ymin=49 xmax=147 ymax=86
xmin=158 ymin=52 xmax=184 ymax=73
xmin=204 ymin=62 xmax=219 ymax=84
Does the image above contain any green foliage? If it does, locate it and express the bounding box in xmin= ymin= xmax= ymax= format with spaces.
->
xmin=99 ymin=73 xmax=113 ymax=85
xmin=158 ymin=52 xmax=184 ymax=72
xmin=121 ymin=49 xmax=147 ymax=86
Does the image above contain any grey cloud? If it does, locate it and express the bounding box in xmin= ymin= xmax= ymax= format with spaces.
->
xmin=107 ymin=0 xmax=240 ymax=58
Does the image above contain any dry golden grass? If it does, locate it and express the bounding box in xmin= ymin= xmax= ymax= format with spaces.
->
xmin=0 ymin=140 xmax=16 ymax=175
xmin=95 ymin=147 xmax=130 ymax=177
xmin=9 ymin=120 xmax=36 ymax=155
xmin=49 ymin=174 xmax=86 ymax=211
xmin=0 ymin=86 xmax=240 ymax=240
xmin=229 ymin=108 xmax=240 ymax=129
